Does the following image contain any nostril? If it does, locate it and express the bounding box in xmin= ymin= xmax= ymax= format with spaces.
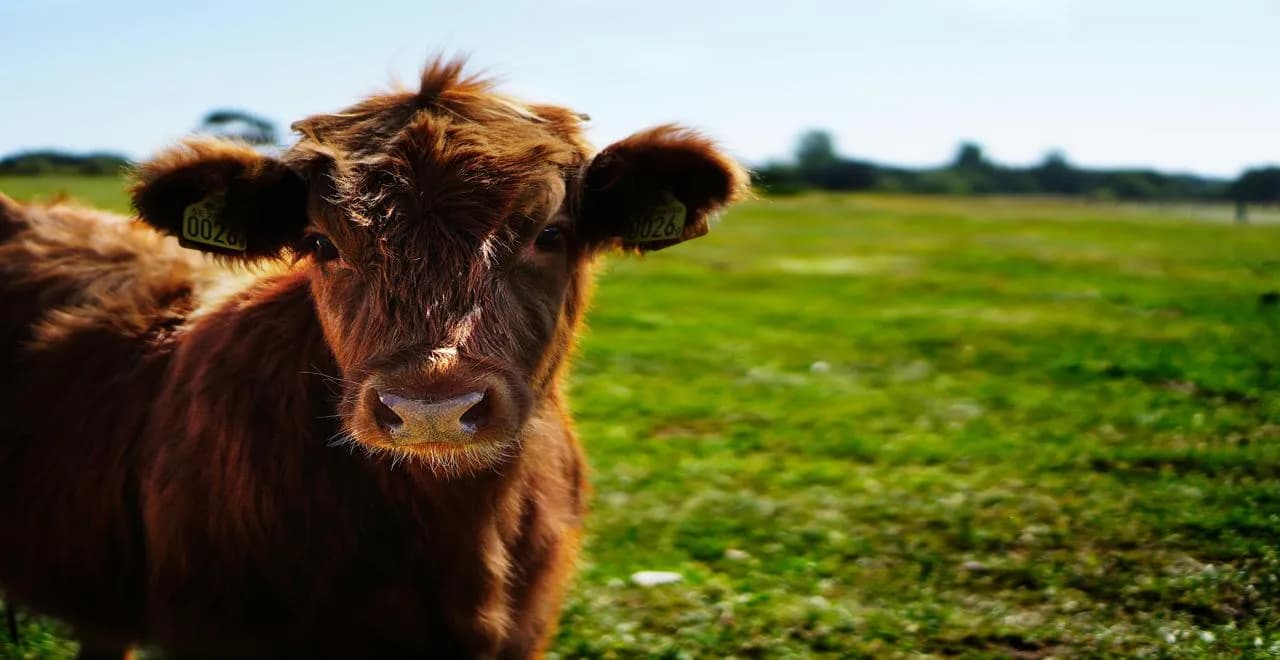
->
xmin=458 ymin=390 xmax=493 ymax=434
xmin=373 ymin=392 xmax=405 ymax=432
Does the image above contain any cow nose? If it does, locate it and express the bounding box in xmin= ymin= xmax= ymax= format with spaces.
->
xmin=374 ymin=389 xmax=491 ymax=444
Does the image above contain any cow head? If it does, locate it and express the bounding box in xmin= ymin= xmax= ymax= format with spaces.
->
xmin=130 ymin=59 xmax=747 ymax=473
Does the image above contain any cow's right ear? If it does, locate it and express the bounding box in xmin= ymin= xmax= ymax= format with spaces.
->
xmin=129 ymin=138 xmax=309 ymax=259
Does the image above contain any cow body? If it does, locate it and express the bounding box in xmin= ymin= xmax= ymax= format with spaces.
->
xmin=0 ymin=196 xmax=585 ymax=657
xmin=0 ymin=59 xmax=745 ymax=658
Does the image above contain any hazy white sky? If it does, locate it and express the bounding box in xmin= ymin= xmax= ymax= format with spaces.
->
xmin=2 ymin=0 xmax=1276 ymax=177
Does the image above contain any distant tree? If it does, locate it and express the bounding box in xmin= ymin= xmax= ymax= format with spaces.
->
xmin=790 ymin=130 xmax=878 ymax=191
xmin=199 ymin=109 xmax=278 ymax=146
xmin=1033 ymin=151 xmax=1086 ymax=195
xmin=796 ymin=130 xmax=838 ymax=170
xmin=1229 ymin=167 xmax=1280 ymax=222
xmin=943 ymin=142 xmax=1001 ymax=194
xmin=952 ymin=142 xmax=989 ymax=171
xmin=1230 ymin=167 xmax=1280 ymax=203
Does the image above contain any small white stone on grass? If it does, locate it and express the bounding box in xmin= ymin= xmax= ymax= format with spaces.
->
xmin=630 ymin=570 xmax=682 ymax=587
xmin=724 ymin=548 xmax=751 ymax=561
xmin=895 ymin=359 xmax=932 ymax=382
xmin=810 ymin=361 xmax=831 ymax=374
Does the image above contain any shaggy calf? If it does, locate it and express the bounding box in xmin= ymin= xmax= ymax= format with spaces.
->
xmin=0 ymin=59 xmax=746 ymax=658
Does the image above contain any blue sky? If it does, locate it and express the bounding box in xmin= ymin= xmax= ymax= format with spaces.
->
xmin=2 ymin=0 xmax=1276 ymax=177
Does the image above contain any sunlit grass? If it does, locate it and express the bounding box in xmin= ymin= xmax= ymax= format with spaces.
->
xmin=2 ymin=181 xmax=1278 ymax=657
xmin=0 ymin=176 xmax=130 ymax=212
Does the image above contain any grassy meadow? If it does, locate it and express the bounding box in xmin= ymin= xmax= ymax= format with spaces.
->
xmin=2 ymin=177 xmax=1279 ymax=658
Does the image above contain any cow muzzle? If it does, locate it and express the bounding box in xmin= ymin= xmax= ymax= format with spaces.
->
xmin=372 ymin=389 xmax=493 ymax=445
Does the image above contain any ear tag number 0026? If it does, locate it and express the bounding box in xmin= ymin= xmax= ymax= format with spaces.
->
xmin=625 ymin=191 xmax=686 ymax=243
xmin=181 ymin=193 xmax=246 ymax=252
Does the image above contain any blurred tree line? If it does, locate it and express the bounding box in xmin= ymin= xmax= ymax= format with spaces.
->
xmin=3 ymin=120 xmax=1277 ymax=208
xmin=756 ymin=129 xmax=1279 ymax=205
xmin=0 ymin=151 xmax=131 ymax=176
xmin=0 ymin=109 xmax=278 ymax=177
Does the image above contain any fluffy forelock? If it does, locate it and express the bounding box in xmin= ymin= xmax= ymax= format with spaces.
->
xmin=285 ymin=58 xmax=592 ymax=249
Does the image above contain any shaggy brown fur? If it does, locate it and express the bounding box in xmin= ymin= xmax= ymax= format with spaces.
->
xmin=0 ymin=58 xmax=747 ymax=659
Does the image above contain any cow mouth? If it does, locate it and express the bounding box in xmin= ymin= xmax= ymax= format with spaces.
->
xmin=381 ymin=434 xmax=517 ymax=464
xmin=345 ymin=418 xmax=522 ymax=472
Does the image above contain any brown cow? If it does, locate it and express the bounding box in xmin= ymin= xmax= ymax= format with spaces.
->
xmin=0 ymin=58 xmax=746 ymax=659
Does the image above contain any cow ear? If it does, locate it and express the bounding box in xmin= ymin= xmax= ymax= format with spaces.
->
xmin=578 ymin=125 xmax=749 ymax=252
xmin=129 ymin=138 xmax=309 ymax=260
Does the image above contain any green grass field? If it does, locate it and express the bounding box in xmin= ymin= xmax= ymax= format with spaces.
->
xmin=2 ymin=177 xmax=1279 ymax=658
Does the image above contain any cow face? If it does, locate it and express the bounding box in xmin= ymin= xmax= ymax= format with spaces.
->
xmin=131 ymin=59 xmax=747 ymax=474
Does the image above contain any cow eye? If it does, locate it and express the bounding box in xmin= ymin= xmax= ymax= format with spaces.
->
xmin=534 ymin=225 xmax=566 ymax=251
xmin=306 ymin=234 xmax=340 ymax=263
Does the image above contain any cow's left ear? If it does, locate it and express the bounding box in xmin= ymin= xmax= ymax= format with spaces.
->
xmin=129 ymin=138 xmax=309 ymax=260
xmin=577 ymin=125 xmax=749 ymax=252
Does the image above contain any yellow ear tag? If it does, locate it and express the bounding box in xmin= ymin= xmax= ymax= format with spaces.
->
xmin=624 ymin=191 xmax=686 ymax=243
xmin=181 ymin=192 xmax=246 ymax=252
